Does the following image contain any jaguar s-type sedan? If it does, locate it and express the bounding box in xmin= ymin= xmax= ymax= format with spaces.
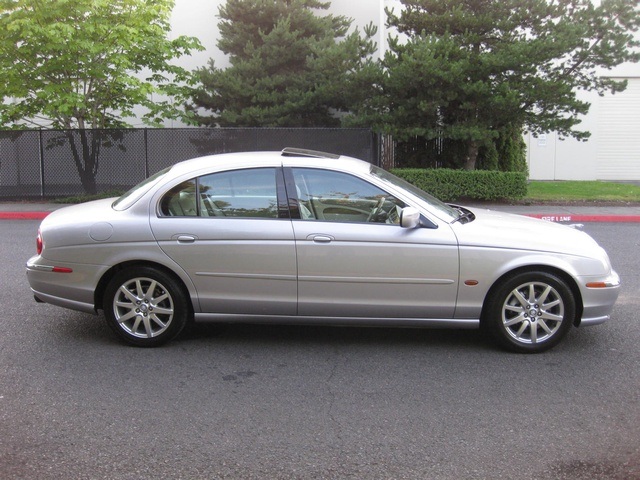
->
xmin=26 ymin=148 xmax=620 ymax=352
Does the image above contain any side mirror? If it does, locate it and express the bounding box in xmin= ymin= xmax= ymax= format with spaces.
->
xmin=400 ymin=207 xmax=421 ymax=229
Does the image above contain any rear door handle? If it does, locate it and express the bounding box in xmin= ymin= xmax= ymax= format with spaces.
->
xmin=176 ymin=235 xmax=197 ymax=244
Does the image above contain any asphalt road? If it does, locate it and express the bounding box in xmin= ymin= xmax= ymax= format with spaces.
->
xmin=1 ymin=221 xmax=639 ymax=480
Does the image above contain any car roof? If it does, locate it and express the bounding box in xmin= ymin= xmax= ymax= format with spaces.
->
xmin=166 ymin=149 xmax=374 ymax=178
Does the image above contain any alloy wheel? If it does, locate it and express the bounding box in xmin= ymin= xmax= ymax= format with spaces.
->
xmin=112 ymin=277 xmax=175 ymax=339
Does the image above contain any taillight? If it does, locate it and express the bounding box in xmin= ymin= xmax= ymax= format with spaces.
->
xmin=36 ymin=229 xmax=43 ymax=255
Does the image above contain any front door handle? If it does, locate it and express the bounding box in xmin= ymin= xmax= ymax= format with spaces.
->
xmin=309 ymin=234 xmax=334 ymax=244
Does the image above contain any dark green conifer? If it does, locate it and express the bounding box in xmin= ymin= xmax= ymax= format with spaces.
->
xmin=354 ymin=0 xmax=640 ymax=169
xmin=192 ymin=0 xmax=376 ymax=127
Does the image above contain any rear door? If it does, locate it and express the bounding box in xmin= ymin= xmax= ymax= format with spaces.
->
xmin=149 ymin=167 xmax=297 ymax=315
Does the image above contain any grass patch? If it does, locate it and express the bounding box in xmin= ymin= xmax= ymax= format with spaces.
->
xmin=526 ymin=181 xmax=640 ymax=202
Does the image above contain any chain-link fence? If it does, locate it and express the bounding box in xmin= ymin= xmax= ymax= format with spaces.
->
xmin=0 ymin=128 xmax=380 ymax=198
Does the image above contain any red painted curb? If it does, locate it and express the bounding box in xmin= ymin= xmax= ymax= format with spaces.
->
xmin=0 ymin=212 xmax=51 ymax=220
xmin=527 ymin=214 xmax=640 ymax=223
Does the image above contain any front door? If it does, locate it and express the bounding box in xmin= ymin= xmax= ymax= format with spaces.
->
xmin=288 ymin=167 xmax=459 ymax=319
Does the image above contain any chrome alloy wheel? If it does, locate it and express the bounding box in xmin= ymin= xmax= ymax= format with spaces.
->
xmin=112 ymin=277 xmax=175 ymax=339
xmin=501 ymin=281 xmax=565 ymax=345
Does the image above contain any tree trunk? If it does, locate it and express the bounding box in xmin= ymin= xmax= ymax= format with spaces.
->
xmin=79 ymin=167 xmax=97 ymax=195
xmin=66 ymin=130 xmax=98 ymax=195
xmin=464 ymin=140 xmax=479 ymax=170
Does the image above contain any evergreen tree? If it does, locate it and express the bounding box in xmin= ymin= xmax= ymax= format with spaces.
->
xmin=192 ymin=0 xmax=376 ymax=127
xmin=355 ymin=0 xmax=640 ymax=170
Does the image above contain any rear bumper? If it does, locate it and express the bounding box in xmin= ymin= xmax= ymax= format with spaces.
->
xmin=26 ymin=255 xmax=106 ymax=314
xmin=31 ymin=289 xmax=97 ymax=315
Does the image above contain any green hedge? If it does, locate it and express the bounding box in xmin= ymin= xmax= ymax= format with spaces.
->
xmin=391 ymin=168 xmax=527 ymax=202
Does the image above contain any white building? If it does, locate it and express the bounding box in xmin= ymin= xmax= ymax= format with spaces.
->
xmin=170 ymin=0 xmax=640 ymax=180
xmin=525 ymin=64 xmax=640 ymax=180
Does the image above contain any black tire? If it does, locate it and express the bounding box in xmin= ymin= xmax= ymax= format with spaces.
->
xmin=484 ymin=271 xmax=576 ymax=353
xmin=103 ymin=266 xmax=190 ymax=347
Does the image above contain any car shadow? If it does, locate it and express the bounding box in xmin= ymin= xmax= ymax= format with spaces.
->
xmin=43 ymin=310 xmax=494 ymax=352
xmin=178 ymin=321 xmax=494 ymax=352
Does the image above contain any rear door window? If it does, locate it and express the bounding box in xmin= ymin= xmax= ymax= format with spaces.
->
xmin=160 ymin=168 xmax=281 ymax=218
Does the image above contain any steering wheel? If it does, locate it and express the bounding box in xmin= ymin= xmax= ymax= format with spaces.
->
xmin=366 ymin=196 xmax=386 ymax=222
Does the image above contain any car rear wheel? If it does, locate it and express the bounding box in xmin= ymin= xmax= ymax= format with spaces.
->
xmin=103 ymin=267 xmax=189 ymax=347
xmin=485 ymin=271 xmax=576 ymax=353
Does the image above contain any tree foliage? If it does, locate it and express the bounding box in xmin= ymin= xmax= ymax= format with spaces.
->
xmin=0 ymin=0 xmax=202 ymax=129
xmin=0 ymin=0 xmax=202 ymax=193
xmin=191 ymin=0 xmax=377 ymax=127
xmin=354 ymin=0 xmax=640 ymax=170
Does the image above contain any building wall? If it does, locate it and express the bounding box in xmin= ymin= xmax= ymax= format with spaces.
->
xmin=526 ymin=89 xmax=601 ymax=181
xmin=596 ymin=77 xmax=640 ymax=180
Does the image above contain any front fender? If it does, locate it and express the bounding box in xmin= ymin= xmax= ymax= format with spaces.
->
xmin=454 ymin=247 xmax=605 ymax=319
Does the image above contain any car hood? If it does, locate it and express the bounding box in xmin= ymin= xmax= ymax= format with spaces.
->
xmin=453 ymin=207 xmax=603 ymax=257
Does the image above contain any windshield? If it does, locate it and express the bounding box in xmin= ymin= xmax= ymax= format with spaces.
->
xmin=112 ymin=167 xmax=171 ymax=211
xmin=369 ymin=165 xmax=460 ymax=222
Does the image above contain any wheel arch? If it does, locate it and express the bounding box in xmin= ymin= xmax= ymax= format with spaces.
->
xmin=480 ymin=265 xmax=584 ymax=328
xmin=94 ymin=260 xmax=196 ymax=315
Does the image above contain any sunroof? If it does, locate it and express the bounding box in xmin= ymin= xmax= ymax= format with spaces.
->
xmin=281 ymin=147 xmax=340 ymax=159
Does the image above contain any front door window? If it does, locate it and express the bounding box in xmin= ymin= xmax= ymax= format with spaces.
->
xmin=291 ymin=168 xmax=405 ymax=224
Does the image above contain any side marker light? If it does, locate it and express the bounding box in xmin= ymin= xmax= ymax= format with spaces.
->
xmin=52 ymin=267 xmax=73 ymax=273
xmin=586 ymin=281 xmax=619 ymax=288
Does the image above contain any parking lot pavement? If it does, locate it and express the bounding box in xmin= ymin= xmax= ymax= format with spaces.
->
xmin=2 ymin=201 xmax=640 ymax=222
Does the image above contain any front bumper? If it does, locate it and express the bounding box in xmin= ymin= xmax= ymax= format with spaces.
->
xmin=578 ymin=270 xmax=621 ymax=327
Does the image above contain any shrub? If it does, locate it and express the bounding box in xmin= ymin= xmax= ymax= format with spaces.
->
xmin=391 ymin=168 xmax=527 ymax=202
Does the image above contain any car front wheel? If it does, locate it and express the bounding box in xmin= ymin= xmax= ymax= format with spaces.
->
xmin=103 ymin=267 xmax=189 ymax=347
xmin=485 ymin=271 xmax=576 ymax=353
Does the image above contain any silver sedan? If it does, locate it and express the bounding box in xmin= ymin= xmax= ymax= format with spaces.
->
xmin=26 ymin=148 xmax=620 ymax=352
